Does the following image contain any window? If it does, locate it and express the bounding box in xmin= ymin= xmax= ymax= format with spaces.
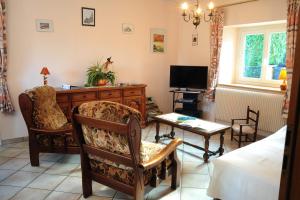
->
xmin=236 ymin=24 xmax=286 ymax=87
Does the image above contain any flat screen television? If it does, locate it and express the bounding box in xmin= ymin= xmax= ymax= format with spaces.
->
xmin=170 ymin=65 xmax=208 ymax=89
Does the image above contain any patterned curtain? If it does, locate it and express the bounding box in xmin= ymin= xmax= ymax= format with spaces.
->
xmin=282 ymin=0 xmax=300 ymax=118
xmin=206 ymin=9 xmax=225 ymax=101
xmin=0 ymin=0 xmax=14 ymax=113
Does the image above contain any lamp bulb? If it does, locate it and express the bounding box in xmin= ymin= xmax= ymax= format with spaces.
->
xmin=181 ymin=2 xmax=189 ymax=10
xmin=196 ymin=7 xmax=202 ymax=14
xmin=208 ymin=1 xmax=214 ymax=10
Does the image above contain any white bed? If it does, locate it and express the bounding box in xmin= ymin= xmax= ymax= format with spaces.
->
xmin=207 ymin=126 xmax=286 ymax=200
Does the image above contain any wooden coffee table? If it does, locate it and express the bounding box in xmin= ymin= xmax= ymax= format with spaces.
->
xmin=153 ymin=113 xmax=230 ymax=162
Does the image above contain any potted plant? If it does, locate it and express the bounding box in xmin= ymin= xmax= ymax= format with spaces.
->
xmin=86 ymin=57 xmax=116 ymax=86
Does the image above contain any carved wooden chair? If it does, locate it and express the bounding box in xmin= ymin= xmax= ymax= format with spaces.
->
xmin=72 ymin=101 xmax=182 ymax=200
xmin=19 ymin=85 xmax=79 ymax=166
xmin=231 ymin=106 xmax=260 ymax=148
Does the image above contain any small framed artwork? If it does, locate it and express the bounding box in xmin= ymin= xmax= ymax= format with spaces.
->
xmin=35 ymin=19 xmax=54 ymax=32
xmin=192 ymin=34 xmax=198 ymax=46
xmin=82 ymin=7 xmax=95 ymax=26
xmin=150 ymin=29 xmax=166 ymax=53
xmin=122 ymin=23 xmax=134 ymax=34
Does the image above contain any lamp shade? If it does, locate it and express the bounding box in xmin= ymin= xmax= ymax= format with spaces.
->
xmin=40 ymin=67 xmax=50 ymax=75
xmin=278 ymin=68 xmax=287 ymax=80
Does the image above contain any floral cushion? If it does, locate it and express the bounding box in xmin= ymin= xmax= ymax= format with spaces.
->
xmin=36 ymin=130 xmax=77 ymax=147
xmin=26 ymin=85 xmax=68 ymax=130
xmin=89 ymin=141 xmax=171 ymax=186
xmin=78 ymin=101 xmax=142 ymax=155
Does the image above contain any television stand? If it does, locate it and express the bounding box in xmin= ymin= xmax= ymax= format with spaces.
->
xmin=170 ymin=89 xmax=205 ymax=118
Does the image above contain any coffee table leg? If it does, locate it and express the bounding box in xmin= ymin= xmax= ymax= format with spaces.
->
xmin=170 ymin=126 xmax=175 ymax=139
xmin=203 ymin=136 xmax=210 ymax=163
xmin=219 ymin=131 xmax=225 ymax=156
xmin=155 ymin=121 xmax=160 ymax=143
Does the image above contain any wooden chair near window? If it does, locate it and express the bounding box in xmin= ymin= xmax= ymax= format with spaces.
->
xmin=231 ymin=106 xmax=260 ymax=148
xmin=72 ymin=101 xmax=182 ymax=200
xmin=19 ymin=86 xmax=79 ymax=166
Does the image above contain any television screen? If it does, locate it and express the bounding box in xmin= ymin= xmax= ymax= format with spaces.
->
xmin=170 ymin=65 xmax=208 ymax=89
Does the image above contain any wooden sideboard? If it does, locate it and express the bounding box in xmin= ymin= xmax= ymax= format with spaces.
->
xmin=55 ymin=84 xmax=147 ymax=126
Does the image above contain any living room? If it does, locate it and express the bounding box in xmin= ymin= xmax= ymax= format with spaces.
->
xmin=0 ymin=0 xmax=299 ymax=200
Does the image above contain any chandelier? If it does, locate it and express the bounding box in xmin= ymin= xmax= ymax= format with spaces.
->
xmin=181 ymin=0 xmax=215 ymax=28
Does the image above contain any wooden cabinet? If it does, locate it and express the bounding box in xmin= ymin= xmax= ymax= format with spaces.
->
xmin=56 ymin=85 xmax=146 ymax=126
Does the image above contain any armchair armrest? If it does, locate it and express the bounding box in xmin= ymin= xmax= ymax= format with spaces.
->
xmin=238 ymin=123 xmax=256 ymax=127
xmin=139 ymin=138 xmax=183 ymax=170
xmin=30 ymin=127 xmax=73 ymax=135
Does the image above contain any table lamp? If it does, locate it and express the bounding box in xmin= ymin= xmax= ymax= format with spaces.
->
xmin=40 ymin=67 xmax=50 ymax=85
xmin=279 ymin=68 xmax=287 ymax=92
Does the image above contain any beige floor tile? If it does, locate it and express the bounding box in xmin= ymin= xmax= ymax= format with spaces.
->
xmin=45 ymin=191 xmax=81 ymax=200
xmin=0 ymin=171 xmax=40 ymax=187
xmin=11 ymin=187 xmax=51 ymax=200
xmin=182 ymin=151 xmax=204 ymax=162
xmin=69 ymin=166 xmax=82 ymax=177
xmin=45 ymin=162 xmax=80 ymax=175
xmin=28 ymin=174 xmax=66 ymax=190
xmin=92 ymin=182 xmax=117 ymax=198
xmin=0 ymin=158 xmax=29 ymax=170
xmin=16 ymin=151 xmax=30 ymax=159
xmin=20 ymin=161 xmax=55 ymax=173
xmin=181 ymin=174 xmax=210 ymax=189
xmin=146 ymin=185 xmax=180 ymax=200
xmin=0 ymin=185 xmax=22 ymax=200
xmin=182 ymin=162 xmax=209 ymax=174
xmin=4 ymin=141 xmax=29 ymax=149
xmin=80 ymin=195 xmax=112 ymax=200
xmin=0 ymin=148 xmax=23 ymax=158
xmin=40 ymin=153 xmax=64 ymax=162
xmin=58 ymin=154 xmax=81 ymax=164
xmin=0 ymin=156 xmax=10 ymax=165
xmin=55 ymin=176 xmax=82 ymax=193
xmin=181 ymin=188 xmax=213 ymax=200
xmin=113 ymin=191 xmax=134 ymax=200
xmin=0 ymin=169 xmax=16 ymax=181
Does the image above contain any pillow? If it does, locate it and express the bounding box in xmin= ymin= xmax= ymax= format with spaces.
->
xmin=26 ymin=85 xmax=68 ymax=130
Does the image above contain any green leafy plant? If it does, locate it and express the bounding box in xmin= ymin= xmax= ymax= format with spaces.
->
xmin=86 ymin=61 xmax=116 ymax=86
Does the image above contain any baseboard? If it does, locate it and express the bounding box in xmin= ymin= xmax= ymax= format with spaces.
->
xmin=1 ymin=136 xmax=28 ymax=145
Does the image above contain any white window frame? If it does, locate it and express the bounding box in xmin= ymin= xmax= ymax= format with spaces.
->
xmin=235 ymin=23 xmax=286 ymax=87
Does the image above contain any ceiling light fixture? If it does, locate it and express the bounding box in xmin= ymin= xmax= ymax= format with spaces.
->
xmin=181 ymin=0 xmax=215 ymax=28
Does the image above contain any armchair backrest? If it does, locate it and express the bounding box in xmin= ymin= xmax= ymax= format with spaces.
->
xmin=19 ymin=85 xmax=68 ymax=130
xmin=72 ymin=101 xmax=142 ymax=168
xmin=246 ymin=106 xmax=260 ymax=129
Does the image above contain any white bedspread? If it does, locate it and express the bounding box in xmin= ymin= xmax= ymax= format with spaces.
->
xmin=207 ymin=126 xmax=286 ymax=200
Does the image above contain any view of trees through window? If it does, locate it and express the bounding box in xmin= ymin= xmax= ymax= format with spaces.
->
xmin=242 ymin=31 xmax=286 ymax=81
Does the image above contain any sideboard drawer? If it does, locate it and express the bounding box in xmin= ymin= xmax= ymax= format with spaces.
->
xmin=124 ymin=89 xmax=142 ymax=97
xmin=72 ymin=92 xmax=97 ymax=102
xmin=100 ymin=90 xmax=121 ymax=99
xmin=56 ymin=94 xmax=68 ymax=103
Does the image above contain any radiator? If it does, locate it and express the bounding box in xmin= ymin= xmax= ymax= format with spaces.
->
xmin=215 ymin=87 xmax=286 ymax=133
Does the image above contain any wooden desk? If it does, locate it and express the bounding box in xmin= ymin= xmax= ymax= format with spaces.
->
xmin=55 ymin=84 xmax=147 ymax=126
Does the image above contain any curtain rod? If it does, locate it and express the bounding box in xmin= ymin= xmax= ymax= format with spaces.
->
xmin=216 ymin=0 xmax=259 ymax=9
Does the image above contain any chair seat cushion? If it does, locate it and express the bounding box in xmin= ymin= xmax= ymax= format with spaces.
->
xmin=232 ymin=124 xmax=255 ymax=134
xmin=89 ymin=140 xmax=171 ymax=186
xmin=26 ymin=86 xmax=68 ymax=130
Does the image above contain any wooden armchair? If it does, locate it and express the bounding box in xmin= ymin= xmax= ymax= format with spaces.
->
xmin=19 ymin=85 xmax=79 ymax=166
xmin=72 ymin=101 xmax=182 ymax=200
xmin=231 ymin=106 xmax=260 ymax=148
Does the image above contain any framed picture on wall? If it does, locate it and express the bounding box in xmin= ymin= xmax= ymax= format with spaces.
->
xmin=192 ymin=34 xmax=198 ymax=46
xmin=35 ymin=19 xmax=54 ymax=32
xmin=150 ymin=29 xmax=166 ymax=53
xmin=122 ymin=23 xmax=135 ymax=34
xmin=82 ymin=7 xmax=95 ymax=26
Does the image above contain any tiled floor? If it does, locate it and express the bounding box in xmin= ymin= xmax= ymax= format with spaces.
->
xmin=0 ymin=124 xmax=238 ymax=200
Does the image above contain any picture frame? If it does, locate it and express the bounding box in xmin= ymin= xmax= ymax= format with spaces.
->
xmin=150 ymin=29 xmax=166 ymax=53
xmin=82 ymin=7 xmax=95 ymax=26
xmin=35 ymin=19 xmax=54 ymax=32
xmin=192 ymin=34 xmax=198 ymax=46
xmin=122 ymin=23 xmax=135 ymax=34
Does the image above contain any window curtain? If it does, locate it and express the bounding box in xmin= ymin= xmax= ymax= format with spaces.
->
xmin=207 ymin=9 xmax=225 ymax=101
xmin=282 ymin=0 xmax=300 ymax=118
xmin=0 ymin=0 xmax=14 ymax=113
